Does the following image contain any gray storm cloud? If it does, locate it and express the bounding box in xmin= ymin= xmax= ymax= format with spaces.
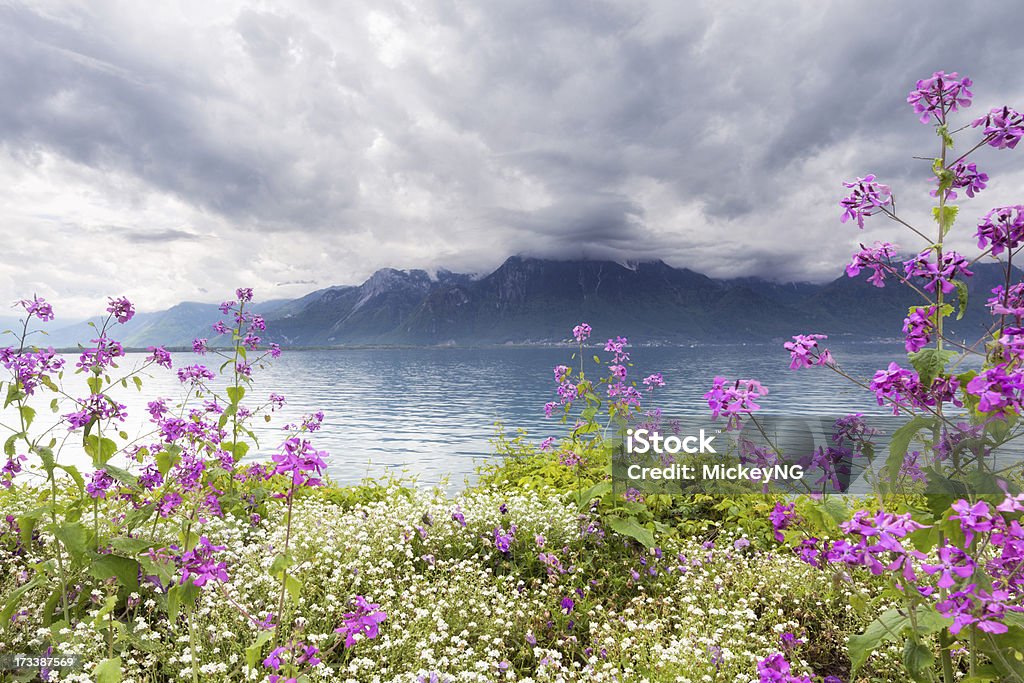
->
xmin=1 ymin=1 xmax=1023 ymax=317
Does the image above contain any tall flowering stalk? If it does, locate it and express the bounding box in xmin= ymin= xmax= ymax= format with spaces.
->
xmin=763 ymin=72 xmax=1024 ymax=682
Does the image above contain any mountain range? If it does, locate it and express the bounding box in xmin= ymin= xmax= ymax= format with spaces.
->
xmin=7 ymin=256 xmax=1016 ymax=348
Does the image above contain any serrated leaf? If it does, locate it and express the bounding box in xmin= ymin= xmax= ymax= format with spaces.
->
xmin=90 ymin=553 xmax=140 ymax=592
xmin=285 ymin=574 xmax=302 ymax=604
xmin=954 ymin=279 xmax=969 ymax=320
xmin=94 ymin=657 xmax=123 ymax=683
xmin=885 ymin=416 xmax=935 ymax=486
xmin=907 ymin=348 xmax=955 ymax=388
xmin=607 ymin=515 xmax=655 ymax=548
xmin=849 ymin=608 xmax=911 ymax=674
xmin=245 ymin=630 xmax=274 ymax=670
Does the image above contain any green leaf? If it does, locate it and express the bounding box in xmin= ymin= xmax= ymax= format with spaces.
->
xmin=885 ymin=416 xmax=936 ymax=487
xmin=607 ymin=515 xmax=655 ymax=548
xmin=576 ymin=481 xmax=612 ymax=509
xmin=123 ymin=504 xmax=155 ymax=532
xmin=56 ymin=464 xmax=85 ymax=492
xmin=94 ymin=657 xmax=123 ymax=683
xmin=53 ymin=521 xmax=91 ymax=559
xmin=932 ymin=205 xmax=960 ymax=235
xmin=109 ymin=536 xmax=157 ymax=556
xmin=87 ymin=376 xmax=103 ymax=395
xmin=907 ymin=349 xmax=955 ymax=388
xmin=245 ymin=630 xmax=274 ymax=670
xmin=903 ymin=639 xmax=934 ymax=681
xmin=90 ymin=553 xmax=141 ymax=592
xmin=269 ymin=552 xmax=295 ymax=578
xmin=167 ymin=582 xmax=200 ymax=622
xmin=0 ymin=575 xmax=45 ymax=629
xmin=156 ymin=445 xmax=181 ymax=475
xmin=18 ymin=404 xmax=35 ymax=429
xmin=227 ymin=385 xmax=245 ymax=405
xmin=285 ymin=574 xmax=302 ymax=604
xmin=4 ymin=382 xmax=25 ymax=408
xmin=849 ymin=607 xmax=911 ymax=674
xmin=85 ymin=435 xmax=118 ymax=466
xmin=953 ymin=279 xmax=969 ymax=320
xmin=133 ymin=376 xmax=143 ymax=391
xmin=103 ymin=464 xmax=138 ymax=488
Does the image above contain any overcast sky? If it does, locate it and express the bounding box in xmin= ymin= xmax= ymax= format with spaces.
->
xmin=2 ymin=1 xmax=1024 ymax=318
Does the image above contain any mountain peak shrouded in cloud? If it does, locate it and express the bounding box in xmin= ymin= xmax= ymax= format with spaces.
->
xmin=2 ymin=2 xmax=1024 ymax=318
xmin=17 ymin=257 xmax=1016 ymax=348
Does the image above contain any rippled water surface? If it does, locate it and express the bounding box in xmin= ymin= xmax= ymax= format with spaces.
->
xmin=4 ymin=342 xmax=937 ymax=488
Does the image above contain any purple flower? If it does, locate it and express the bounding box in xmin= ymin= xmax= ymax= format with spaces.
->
xmin=907 ymin=71 xmax=973 ymax=124
xmin=902 ymin=306 xmax=937 ymax=353
xmin=965 ymin=364 xmax=1024 ymax=416
xmin=106 ymin=296 xmax=135 ymax=324
xmin=840 ymin=174 xmax=892 ymax=228
xmin=903 ymin=249 xmax=973 ymax=294
xmin=19 ymin=295 xmax=54 ymax=322
xmin=977 ymin=205 xmax=1024 ymax=256
xmin=539 ymin=437 xmax=556 ymax=450
xmin=972 ymin=105 xmax=1024 ymax=150
xmin=494 ymin=525 xmax=515 ymax=553
xmin=756 ymin=653 xmax=791 ymax=682
xmin=642 ymin=372 xmax=665 ymax=390
xmin=1 ymin=454 xmax=27 ymax=488
xmin=77 ymin=336 xmax=124 ymax=371
xmin=177 ymin=364 xmax=215 ymax=386
xmin=572 ymin=323 xmax=592 ymax=343
xmin=868 ymin=362 xmax=922 ymax=415
xmin=65 ymin=394 xmax=128 ymax=431
xmin=271 ymin=438 xmax=328 ymax=491
xmin=922 ymin=544 xmax=975 ymax=589
xmin=932 ymin=159 xmax=988 ymax=200
xmin=769 ymin=502 xmax=797 ymax=542
xmin=236 ymin=287 xmax=254 ymax=303
xmin=179 ymin=536 xmax=229 ymax=587
xmin=192 ymin=338 xmax=208 ymax=355
xmin=212 ymin=321 xmax=230 ymax=335
xmin=146 ymin=346 xmax=172 ymax=369
xmin=451 ymin=509 xmax=466 ymax=527
xmin=949 ymin=499 xmax=994 ymax=545
xmin=704 ymin=377 xmax=768 ymax=428
xmin=235 ymin=361 xmax=252 ymax=377
xmin=779 ymin=632 xmax=804 ymax=651
xmin=269 ymin=342 xmax=282 ymax=358
xmin=560 ymin=596 xmax=575 ymax=614
xmin=783 ymin=334 xmax=831 ymax=369
xmin=846 ymin=241 xmax=899 ymax=288
xmin=1 ymin=347 xmax=65 ymax=396
xmin=335 ymin=596 xmax=387 ymax=648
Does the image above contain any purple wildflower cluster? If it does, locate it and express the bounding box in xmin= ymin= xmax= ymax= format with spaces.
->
xmin=64 ymin=393 xmax=128 ymax=431
xmin=178 ymin=536 xmax=230 ymax=587
xmin=0 ymin=346 xmax=64 ymax=396
xmin=903 ymin=249 xmax=973 ymax=294
xmin=0 ymin=454 xmax=27 ymax=489
xmin=271 ymin=437 xmax=328 ymax=491
xmin=902 ymin=306 xmax=937 ymax=353
xmin=906 ymin=70 xmax=973 ymax=124
xmin=933 ymin=160 xmax=988 ymax=201
xmin=845 ymin=241 xmax=898 ymax=288
xmin=334 ymin=596 xmax=388 ymax=648
xmin=839 ymin=175 xmax=891 ymax=228
xmin=976 ymin=205 xmax=1024 ymax=256
xmin=972 ymin=105 xmax=1024 ymax=150
xmin=783 ymin=334 xmax=832 ymax=369
xmin=703 ymin=377 xmax=768 ymax=428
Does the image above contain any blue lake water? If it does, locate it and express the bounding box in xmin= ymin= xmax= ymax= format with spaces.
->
xmin=5 ymin=342 xmax=931 ymax=488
